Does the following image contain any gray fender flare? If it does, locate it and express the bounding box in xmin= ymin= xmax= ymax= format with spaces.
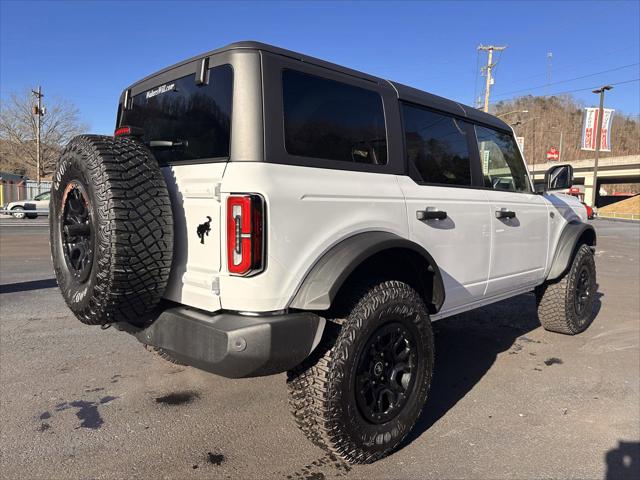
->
xmin=289 ymin=231 xmax=445 ymax=312
xmin=547 ymin=221 xmax=596 ymax=281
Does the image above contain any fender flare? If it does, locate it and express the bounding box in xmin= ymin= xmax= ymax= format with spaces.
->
xmin=547 ymin=221 xmax=596 ymax=281
xmin=289 ymin=231 xmax=445 ymax=312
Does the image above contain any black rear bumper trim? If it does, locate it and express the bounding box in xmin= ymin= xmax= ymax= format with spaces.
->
xmin=129 ymin=307 xmax=324 ymax=378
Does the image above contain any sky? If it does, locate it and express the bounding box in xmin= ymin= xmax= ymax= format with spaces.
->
xmin=1 ymin=0 xmax=639 ymax=134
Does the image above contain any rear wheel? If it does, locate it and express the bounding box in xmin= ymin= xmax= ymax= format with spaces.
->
xmin=287 ymin=280 xmax=434 ymax=464
xmin=11 ymin=206 xmax=25 ymax=219
xmin=536 ymin=243 xmax=597 ymax=335
xmin=50 ymin=135 xmax=174 ymax=327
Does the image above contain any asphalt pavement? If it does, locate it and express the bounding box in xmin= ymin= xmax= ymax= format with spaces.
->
xmin=1 ymin=217 xmax=638 ymax=479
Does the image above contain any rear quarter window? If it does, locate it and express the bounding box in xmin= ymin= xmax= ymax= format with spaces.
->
xmin=282 ymin=69 xmax=387 ymax=165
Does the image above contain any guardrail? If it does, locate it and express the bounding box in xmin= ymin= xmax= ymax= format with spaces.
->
xmin=597 ymin=212 xmax=640 ymax=221
xmin=0 ymin=209 xmax=50 ymax=215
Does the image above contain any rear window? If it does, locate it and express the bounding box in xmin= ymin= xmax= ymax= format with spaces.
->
xmin=120 ymin=64 xmax=233 ymax=164
xmin=282 ymin=69 xmax=387 ymax=165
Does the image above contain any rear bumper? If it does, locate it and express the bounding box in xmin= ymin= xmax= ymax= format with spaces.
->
xmin=130 ymin=307 xmax=325 ymax=378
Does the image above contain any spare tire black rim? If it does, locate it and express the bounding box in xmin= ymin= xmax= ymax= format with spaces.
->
xmin=355 ymin=321 xmax=417 ymax=424
xmin=60 ymin=180 xmax=93 ymax=283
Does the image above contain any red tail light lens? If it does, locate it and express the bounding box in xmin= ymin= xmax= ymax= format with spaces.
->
xmin=114 ymin=126 xmax=131 ymax=137
xmin=227 ymin=194 xmax=265 ymax=276
xmin=114 ymin=125 xmax=144 ymax=137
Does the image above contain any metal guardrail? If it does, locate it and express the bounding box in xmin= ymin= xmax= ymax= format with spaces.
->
xmin=597 ymin=212 xmax=640 ymax=221
xmin=0 ymin=209 xmax=50 ymax=215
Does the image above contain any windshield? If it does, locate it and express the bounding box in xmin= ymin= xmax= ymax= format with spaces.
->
xmin=119 ymin=64 xmax=233 ymax=164
xmin=34 ymin=191 xmax=50 ymax=200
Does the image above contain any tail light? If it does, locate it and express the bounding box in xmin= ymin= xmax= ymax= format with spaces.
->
xmin=114 ymin=125 xmax=144 ymax=137
xmin=227 ymin=194 xmax=265 ymax=276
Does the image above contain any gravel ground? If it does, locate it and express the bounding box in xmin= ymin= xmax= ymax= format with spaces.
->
xmin=0 ymin=218 xmax=638 ymax=479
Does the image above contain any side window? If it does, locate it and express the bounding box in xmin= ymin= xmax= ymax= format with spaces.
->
xmin=37 ymin=192 xmax=50 ymax=200
xmin=476 ymin=126 xmax=532 ymax=193
xmin=282 ymin=70 xmax=387 ymax=165
xmin=401 ymin=104 xmax=472 ymax=186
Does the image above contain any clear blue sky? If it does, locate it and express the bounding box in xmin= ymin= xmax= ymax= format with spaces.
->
xmin=2 ymin=0 xmax=639 ymax=134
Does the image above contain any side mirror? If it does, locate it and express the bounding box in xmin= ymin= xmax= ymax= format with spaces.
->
xmin=545 ymin=164 xmax=573 ymax=192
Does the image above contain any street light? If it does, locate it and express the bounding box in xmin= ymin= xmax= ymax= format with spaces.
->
xmin=590 ymin=85 xmax=613 ymax=207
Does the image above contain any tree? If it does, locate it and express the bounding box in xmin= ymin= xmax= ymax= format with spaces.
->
xmin=493 ymin=94 xmax=640 ymax=167
xmin=0 ymin=89 xmax=88 ymax=180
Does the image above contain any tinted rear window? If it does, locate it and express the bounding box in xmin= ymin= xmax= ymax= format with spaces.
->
xmin=282 ymin=70 xmax=387 ymax=165
xmin=120 ymin=64 xmax=232 ymax=164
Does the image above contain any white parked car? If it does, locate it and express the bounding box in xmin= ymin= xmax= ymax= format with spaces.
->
xmin=4 ymin=191 xmax=50 ymax=219
xmin=49 ymin=42 xmax=597 ymax=464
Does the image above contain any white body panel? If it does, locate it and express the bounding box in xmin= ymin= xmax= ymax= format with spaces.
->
xmin=396 ymin=177 xmax=492 ymax=312
xmin=217 ymin=162 xmax=408 ymax=312
xmin=160 ymin=159 xmax=589 ymax=316
xmin=484 ymin=190 xmax=549 ymax=296
xmin=161 ymin=163 xmax=227 ymax=312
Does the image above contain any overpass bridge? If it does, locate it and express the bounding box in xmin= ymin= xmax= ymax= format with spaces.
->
xmin=530 ymin=154 xmax=639 ymax=207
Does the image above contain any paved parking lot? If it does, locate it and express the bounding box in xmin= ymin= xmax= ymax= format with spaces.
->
xmin=1 ymin=218 xmax=638 ymax=479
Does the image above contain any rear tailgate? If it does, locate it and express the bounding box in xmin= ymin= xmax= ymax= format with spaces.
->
xmin=162 ymin=163 xmax=226 ymax=312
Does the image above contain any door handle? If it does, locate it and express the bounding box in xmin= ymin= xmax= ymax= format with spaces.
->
xmin=417 ymin=208 xmax=448 ymax=221
xmin=495 ymin=209 xmax=516 ymax=219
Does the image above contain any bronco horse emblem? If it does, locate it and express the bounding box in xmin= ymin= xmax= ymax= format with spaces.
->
xmin=197 ymin=216 xmax=212 ymax=244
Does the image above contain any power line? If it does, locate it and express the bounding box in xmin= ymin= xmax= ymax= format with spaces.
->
xmin=493 ymin=78 xmax=640 ymax=104
xmin=502 ymin=45 xmax=639 ymax=86
xmin=493 ymin=63 xmax=639 ymax=99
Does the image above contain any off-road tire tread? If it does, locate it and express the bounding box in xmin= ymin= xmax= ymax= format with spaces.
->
xmin=536 ymin=243 xmax=596 ymax=335
xmin=51 ymin=135 xmax=173 ymax=327
xmin=287 ymin=280 xmax=433 ymax=464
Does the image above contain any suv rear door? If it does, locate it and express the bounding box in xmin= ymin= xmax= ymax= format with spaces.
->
xmin=397 ymin=103 xmax=492 ymax=313
xmin=474 ymin=125 xmax=549 ymax=295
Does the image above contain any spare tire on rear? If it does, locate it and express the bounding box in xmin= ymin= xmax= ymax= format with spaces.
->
xmin=50 ymin=135 xmax=173 ymax=327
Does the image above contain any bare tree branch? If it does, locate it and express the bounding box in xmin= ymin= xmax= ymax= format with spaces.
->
xmin=0 ymin=89 xmax=88 ymax=178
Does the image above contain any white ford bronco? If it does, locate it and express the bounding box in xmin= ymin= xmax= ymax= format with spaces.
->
xmin=50 ymin=42 xmax=597 ymax=463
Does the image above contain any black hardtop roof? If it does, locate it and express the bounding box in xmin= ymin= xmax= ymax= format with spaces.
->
xmin=128 ymin=41 xmax=511 ymax=132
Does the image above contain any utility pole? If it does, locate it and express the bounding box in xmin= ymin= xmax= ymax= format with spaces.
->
xmin=591 ymin=85 xmax=613 ymax=207
xmin=478 ymin=44 xmax=507 ymax=113
xmin=558 ymin=131 xmax=563 ymax=161
xmin=31 ymin=86 xmax=45 ymax=186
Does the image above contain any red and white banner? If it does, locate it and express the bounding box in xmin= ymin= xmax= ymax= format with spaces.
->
xmin=581 ymin=107 xmax=614 ymax=151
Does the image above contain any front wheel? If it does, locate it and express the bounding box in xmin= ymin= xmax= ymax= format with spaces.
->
xmin=287 ymin=280 xmax=434 ymax=464
xmin=11 ymin=206 xmax=25 ymax=219
xmin=536 ymin=243 xmax=597 ymax=335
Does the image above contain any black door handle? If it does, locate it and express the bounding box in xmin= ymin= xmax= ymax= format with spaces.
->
xmin=417 ymin=209 xmax=448 ymax=221
xmin=495 ymin=209 xmax=516 ymax=219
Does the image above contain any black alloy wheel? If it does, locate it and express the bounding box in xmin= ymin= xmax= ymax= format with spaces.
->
xmin=355 ymin=321 xmax=417 ymax=424
xmin=573 ymin=265 xmax=592 ymax=319
xmin=60 ymin=181 xmax=94 ymax=283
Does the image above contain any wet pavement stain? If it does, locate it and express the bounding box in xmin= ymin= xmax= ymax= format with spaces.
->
xmin=37 ymin=422 xmax=51 ymax=432
xmin=52 ymin=395 xmax=118 ymax=429
xmin=39 ymin=411 xmax=51 ymax=420
xmin=207 ymin=452 xmax=225 ymax=466
xmin=155 ymin=390 xmax=199 ymax=405
xmin=544 ymin=357 xmax=564 ymax=366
